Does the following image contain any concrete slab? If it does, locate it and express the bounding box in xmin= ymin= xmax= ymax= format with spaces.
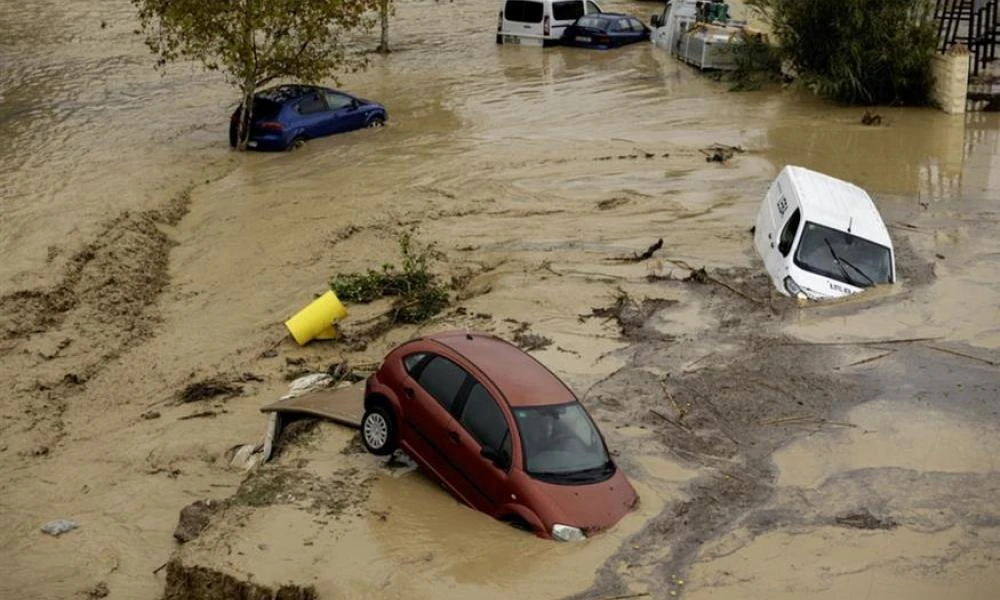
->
xmin=260 ymin=383 xmax=365 ymax=429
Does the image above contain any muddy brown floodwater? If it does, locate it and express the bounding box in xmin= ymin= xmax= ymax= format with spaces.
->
xmin=1 ymin=0 xmax=999 ymax=599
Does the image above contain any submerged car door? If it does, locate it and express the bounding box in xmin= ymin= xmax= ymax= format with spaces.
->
xmin=407 ymin=355 xmax=490 ymax=508
xmin=294 ymin=93 xmax=333 ymax=137
xmin=449 ymin=380 xmax=514 ymax=514
xmin=324 ymin=91 xmax=365 ymax=133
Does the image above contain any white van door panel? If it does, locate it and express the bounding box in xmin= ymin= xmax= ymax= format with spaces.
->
xmin=502 ymin=0 xmax=545 ymax=40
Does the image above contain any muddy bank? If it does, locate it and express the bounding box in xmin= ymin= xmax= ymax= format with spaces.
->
xmin=163 ymin=559 xmax=318 ymax=600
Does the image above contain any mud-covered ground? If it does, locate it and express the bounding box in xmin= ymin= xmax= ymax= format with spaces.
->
xmin=2 ymin=0 xmax=999 ymax=598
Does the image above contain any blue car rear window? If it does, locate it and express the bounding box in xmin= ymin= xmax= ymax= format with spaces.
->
xmin=251 ymin=99 xmax=281 ymax=120
xmin=576 ymin=16 xmax=607 ymax=29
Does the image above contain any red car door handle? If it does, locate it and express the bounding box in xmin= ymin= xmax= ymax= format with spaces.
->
xmin=447 ymin=430 xmax=460 ymax=443
xmin=403 ymin=386 xmax=415 ymax=398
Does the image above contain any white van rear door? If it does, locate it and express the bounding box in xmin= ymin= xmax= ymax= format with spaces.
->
xmin=503 ymin=0 xmax=545 ymax=40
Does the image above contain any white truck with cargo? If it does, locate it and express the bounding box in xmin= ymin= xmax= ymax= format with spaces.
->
xmin=649 ymin=0 xmax=756 ymax=70
xmin=754 ymin=166 xmax=896 ymax=300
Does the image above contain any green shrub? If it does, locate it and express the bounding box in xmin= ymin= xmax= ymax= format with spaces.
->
xmin=330 ymin=230 xmax=450 ymax=324
xmin=750 ymin=0 xmax=938 ymax=105
xmin=723 ymin=31 xmax=783 ymax=91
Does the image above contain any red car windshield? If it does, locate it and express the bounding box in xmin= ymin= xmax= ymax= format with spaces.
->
xmin=513 ymin=402 xmax=612 ymax=484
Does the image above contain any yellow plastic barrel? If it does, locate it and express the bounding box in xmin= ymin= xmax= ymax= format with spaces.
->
xmin=284 ymin=290 xmax=349 ymax=345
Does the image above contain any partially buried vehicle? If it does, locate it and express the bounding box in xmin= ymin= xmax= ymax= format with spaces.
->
xmin=361 ymin=331 xmax=638 ymax=540
xmin=561 ymin=13 xmax=650 ymax=49
xmin=754 ymin=165 xmax=896 ymax=300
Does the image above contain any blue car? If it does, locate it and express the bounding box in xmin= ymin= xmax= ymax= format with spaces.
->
xmin=560 ymin=13 xmax=650 ymax=49
xmin=228 ymin=85 xmax=388 ymax=150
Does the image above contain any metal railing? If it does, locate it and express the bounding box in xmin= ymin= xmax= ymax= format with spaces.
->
xmin=935 ymin=0 xmax=999 ymax=76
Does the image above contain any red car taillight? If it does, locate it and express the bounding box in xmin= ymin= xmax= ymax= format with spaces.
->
xmin=543 ymin=15 xmax=551 ymax=36
xmin=259 ymin=121 xmax=283 ymax=131
xmin=498 ymin=10 xmax=503 ymax=31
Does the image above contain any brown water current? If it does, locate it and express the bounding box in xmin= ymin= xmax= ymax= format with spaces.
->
xmin=1 ymin=0 xmax=998 ymax=598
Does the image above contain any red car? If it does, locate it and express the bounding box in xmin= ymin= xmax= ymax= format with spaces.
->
xmin=361 ymin=331 xmax=638 ymax=540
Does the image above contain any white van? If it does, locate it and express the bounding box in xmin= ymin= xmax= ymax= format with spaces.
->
xmin=754 ymin=166 xmax=896 ymax=300
xmin=497 ymin=0 xmax=604 ymax=46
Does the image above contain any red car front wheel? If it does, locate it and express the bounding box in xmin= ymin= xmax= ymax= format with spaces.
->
xmin=361 ymin=404 xmax=397 ymax=456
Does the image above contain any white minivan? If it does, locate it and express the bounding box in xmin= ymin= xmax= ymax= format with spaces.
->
xmin=497 ymin=0 xmax=604 ymax=46
xmin=754 ymin=166 xmax=896 ymax=300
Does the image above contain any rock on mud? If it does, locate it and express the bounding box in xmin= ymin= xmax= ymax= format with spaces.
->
xmin=173 ymin=500 xmax=217 ymax=543
xmin=178 ymin=378 xmax=243 ymax=403
xmin=163 ymin=559 xmax=317 ymax=600
xmin=40 ymin=519 xmax=78 ymax=536
xmin=834 ymin=508 xmax=898 ymax=530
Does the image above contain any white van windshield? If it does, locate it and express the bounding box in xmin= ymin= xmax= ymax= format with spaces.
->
xmin=505 ymin=0 xmax=543 ymax=23
xmin=794 ymin=222 xmax=892 ymax=287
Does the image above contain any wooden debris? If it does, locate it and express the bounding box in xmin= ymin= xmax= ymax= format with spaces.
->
xmin=922 ymin=344 xmax=998 ymax=367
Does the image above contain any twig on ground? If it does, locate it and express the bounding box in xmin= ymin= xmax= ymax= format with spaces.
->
xmin=649 ymin=409 xmax=693 ymax=434
xmin=682 ymin=352 xmax=715 ymax=373
xmin=665 ymin=258 xmax=764 ymax=304
xmin=600 ymin=593 xmax=651 ymax=600
xmin=835 ymin=350 xmax=895 ymax=370
xmin=659 ymin=378 xmax=688 ymax=420
xmin=921 ymin=344 xmax=998 ymax=367
xmin=178 ymin=410 xmax=220 ymax=421
xmin=760 ymin=415 xmax=857 ymax=428
xmin=778 ymin=337 xmax=941 ymax=346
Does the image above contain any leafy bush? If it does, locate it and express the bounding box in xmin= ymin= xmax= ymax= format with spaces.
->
xmin=723 ymin=31 xmax=783 ymax=91
xmin=330 ymin=231 xmax=450 ymax=324
xmin=750 ymin=0 xmax=938 ymax=105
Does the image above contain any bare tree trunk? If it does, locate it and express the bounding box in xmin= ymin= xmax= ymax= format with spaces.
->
xmin=237 ymin=0 xmax=255 ymax=150
xmin=237 ymin=80 xmax=255 ymax=151
xmin=377 ymin=0 xmax=390 ymax=53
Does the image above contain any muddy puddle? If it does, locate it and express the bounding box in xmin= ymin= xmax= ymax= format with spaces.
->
xmin=1 ymin=0 xmax=999 ymax=598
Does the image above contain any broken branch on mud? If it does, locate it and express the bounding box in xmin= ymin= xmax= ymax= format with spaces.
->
xmin=656 ymin=258 xmax=764 ymax=305
xmin=835 ymin=350 xmax=896 ymax=370
xmin=599 ymin=592 xmax=651 ymax=600
xmin=778 ymin=336 xmax=942 ymax=347
xmin=921 ymin=344 xmax=999 ymax=367
xmin=649 ymin=409 xmax=693 ymax=434
xmin=608 ymin=239 xmax=664 ymax=263
xmin=759 ymin=415 xmax=857 ymax=428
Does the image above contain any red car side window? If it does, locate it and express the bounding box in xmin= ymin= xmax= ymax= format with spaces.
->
xmin=403 ymin=352 xmax=428 ymax=375
xmin=416 ymin=356 xmax=468 ymax=412
xmin=459 ymin=383 xmax=510 ymax=455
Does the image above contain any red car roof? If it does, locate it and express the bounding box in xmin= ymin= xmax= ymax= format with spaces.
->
xmin=426 ymin=332 xmax=576 ymax=408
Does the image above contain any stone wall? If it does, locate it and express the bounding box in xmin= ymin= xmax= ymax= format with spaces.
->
xmin=932 ymin=48 xmax=971 ymax=114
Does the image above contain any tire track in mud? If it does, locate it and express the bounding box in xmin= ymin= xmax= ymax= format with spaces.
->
xmin=0 ymin=187 xmax=194 ymax=455
xmin=565 ymin=273 xmax=873 ymax=600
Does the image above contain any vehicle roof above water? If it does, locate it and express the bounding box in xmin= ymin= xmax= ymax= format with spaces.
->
xmin=780 ymin=165 xmax=893 ymax=249
xmin=416 ymin=332 xmax=576 ymax=408
xmin=256 ymin=84 xmax=332 ymax=104
xmin=577 ymin=12 xmax=630 ymax=19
